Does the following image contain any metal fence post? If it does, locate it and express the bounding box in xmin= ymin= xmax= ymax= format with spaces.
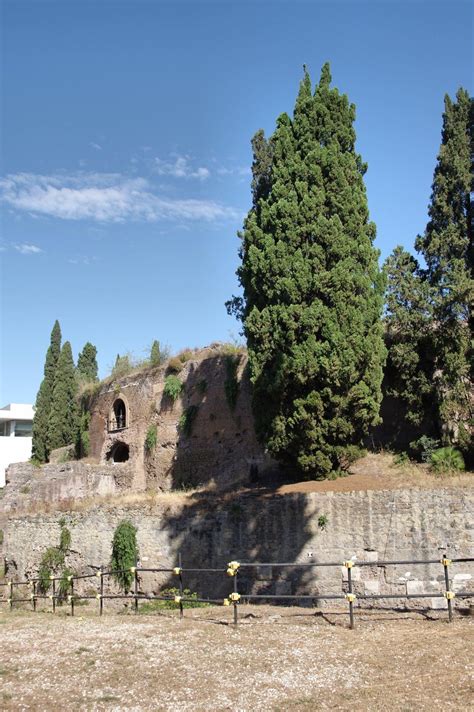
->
xmin=70 ymin=577 xmax=75 ymax=617
xmin=134 ymin=566 xmax=138 ymax=614
xmin=233 ymin=571 xmax=239 ymax=626
xmin=52 ymin=577 xmax=56 ymax=614
xmin=100 ymin=567 xmax=104 ymax=616
xmin=32 ymin=581 xmax=37 ymax=612
xmin=178 ymin=553 xmax=184 ymax=620
xmin=442 ymin=556 xmax=453 ymax=623
xmin=345 ymin=561 xmax=355 ymax=630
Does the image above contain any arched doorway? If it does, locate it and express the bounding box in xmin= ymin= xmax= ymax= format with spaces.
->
xmin=107 ymin=441 xmax=130 ymax=463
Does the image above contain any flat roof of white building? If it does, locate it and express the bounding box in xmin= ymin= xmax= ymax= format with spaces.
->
xmin=0 ymin=403 xmax=35 ymax=421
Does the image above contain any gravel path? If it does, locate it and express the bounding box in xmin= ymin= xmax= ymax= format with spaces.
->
xmin=0 ymin=608 xmax=473 ymax=711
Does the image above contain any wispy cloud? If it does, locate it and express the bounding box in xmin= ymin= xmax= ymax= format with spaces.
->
xmin=217 ymin=166 xmax=251 ymax=177
xmin=14 ymin=243 xmax=43 ymax=255
xmin=0 ymin=172 xmax=238 ymax=223
xmin=89 ymin=142 xmax=102 ymax=151
xmin=154 ymin=155 xmax=210 ymax=180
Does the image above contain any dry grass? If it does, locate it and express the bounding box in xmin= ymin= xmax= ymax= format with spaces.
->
xmin=0 ymin=606 xmax=472 ymax=711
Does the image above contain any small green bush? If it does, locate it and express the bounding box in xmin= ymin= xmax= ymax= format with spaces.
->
xmin=58 ymin=567 xmax=74 ymax=604
xmin=145 ymin=425 xmax=157 ymax=453
xmin=393 ymin=452 xmax=410 ymax=467
xmin=59 ymin=524 xmax=71 ymax=552
xmin=318 ymin=514 xmax=328 ymax=530
xmin=38 ymin=547 xmax=65 ymax=593
xmin=163 ymin=375 xmax=183 ymax=402
xmin=178 ymin=350 xmax=193 ymax=363
xmin=167 ymin=357 xmax=183 ymax=374
xmin=110 ymin=521 xmax=139 ymax=592
xmin=430 ymin=447 xmax=465 ymax=474
xmin=178 ymin=405 xmax=199 ymax=437
xmin=410 ymin=436 xmax=440 ymax=463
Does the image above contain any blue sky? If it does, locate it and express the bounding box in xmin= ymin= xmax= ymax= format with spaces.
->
xmin=1 ymin=0 xmax=472 ymax=404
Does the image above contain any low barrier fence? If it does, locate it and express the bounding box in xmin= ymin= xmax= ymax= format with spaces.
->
xmin=1 ymin=555 xmax=472 ymax=629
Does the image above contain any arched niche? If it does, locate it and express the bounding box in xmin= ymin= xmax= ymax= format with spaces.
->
xmin=108 ymin=396 xmax=129 ymax=432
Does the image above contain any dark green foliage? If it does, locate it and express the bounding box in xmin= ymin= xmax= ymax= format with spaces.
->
xmin=77 ymin=342 xmax=98 ymax=382
xmin=58 ymin=567 xmax=74 ymax=604
xmin=430 ymin=446 xmax=465 ymax=473
xmin=37 ymin=520 xmax=71 ymax=594
xmin=150 ymin=340 xmax=161 ymax=366
xmin=224 ymin=355 xmax=240 ymax=411
xmin=384 ymin=246 xmax=435 ymax=427
xmin=110 ymin=521 xmax=138 ymax=592
xmin=415 ymin=88 xmax=473 ymax=453
xmin=59 ymin=524 xmax=71 ymax=552
xmin=32 ymin=320 xmax=62 ymax=462
xmin=409 ymin=435 xmax=440 ymax=463
xmin=232 ymin=65 xmax=385 ymax=478
xmin=163 ymin=375 xmax=183 ymax=401
xmin=178 ymin=405 xmax=199 ymax=437
xmin=38 ymin=547 xmax=64 ymax=593
xmin=385 ymin=88 xmax=472 ymax=457
xmin=47 ymin=342 xmax=79 ymax=452
xmin=144 ymin=425 xmax=157 ymax=453
xmin=112 ymin=354 xmax=132 ymax=378
xmin=75 ymin=407 xmax=91 ymax=459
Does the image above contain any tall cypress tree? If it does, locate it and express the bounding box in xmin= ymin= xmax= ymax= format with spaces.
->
xmin=384 ymin=246 xmax=435 ymax=431
xmin=77 ymin=342 xmax=98 ymax=382
xmin=48 ymin=341 xmax=78 ymax=452
xmin=32 ymin=320 xmax=62 ymax=462
xmin=414 ymin=88 xmax=473 ymax=451
xmin=234 ymin=65 xmax=385 ymax=477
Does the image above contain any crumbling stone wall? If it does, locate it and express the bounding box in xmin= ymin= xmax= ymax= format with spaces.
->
xmin=88 ymin=346 xmax=275 ymax=493
xmin=3 ymin=485 xmax=473 ymax=608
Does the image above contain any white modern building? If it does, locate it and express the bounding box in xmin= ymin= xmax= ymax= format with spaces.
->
xmin=0 ymin=403 xmax=34 ymax=487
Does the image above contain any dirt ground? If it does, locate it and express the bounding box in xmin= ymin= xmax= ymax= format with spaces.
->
xmin=0 ymin=606 xmax=472 ymax=711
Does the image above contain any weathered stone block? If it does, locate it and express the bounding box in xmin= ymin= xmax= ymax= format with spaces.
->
xmin=406 ymin=580 xmax=425 ymax=595
xmin=364 ymin=580 xmax=380 ymax=595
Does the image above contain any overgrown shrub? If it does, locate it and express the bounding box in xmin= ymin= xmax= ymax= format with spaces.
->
xmin=409 ymin=436 xmax=440 ymax=463
xmin=163 ymin=375 xmax=183 ymax=402
xmin=167 ymin=357 xmax=183 ymax=374
xmin=110 ymin=521 xmax=139 ymax=592
xmin=430 ymin=447 xmax=465 ymax=474
xmin=144 ymin=425 xmax=157 ymax=453
xmin=178 ymin=405 xmax=199 ymax=437
xmin=393 ymin=452 xmax=410 ymax=467
xmin=58 ymin=567 xmax=74 ymax=603
xmin=38 ymin=547 xmax=65 ymax=593
xmin=37 ymin=519 xmax=72 ymax=593
xmin=178 ymin=350 xmax=193 ymax=363
xmin=224 ymin=354 xmax=240 ymax=410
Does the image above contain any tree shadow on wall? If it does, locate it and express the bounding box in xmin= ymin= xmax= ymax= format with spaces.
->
xmin=157 ymin=354 xmax=332 ymax=602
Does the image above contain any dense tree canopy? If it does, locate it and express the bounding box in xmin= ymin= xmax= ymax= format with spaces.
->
xmin=386 ymin=88 xmax=472 ymax=456
xmin=230 ymin=65 xmax=386 ymax=477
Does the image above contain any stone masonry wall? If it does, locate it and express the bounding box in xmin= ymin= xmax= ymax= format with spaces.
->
xmin=3 ymin=485 xmax=473 ymax=610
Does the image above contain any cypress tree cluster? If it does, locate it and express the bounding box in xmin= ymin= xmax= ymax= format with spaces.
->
xmin=33 ymin=325 xmax=97 ymax=461
xmin=230 ymin=65 xmax=386 ymax=477
xmin=385 ymin=88 xmax=473 ymax=456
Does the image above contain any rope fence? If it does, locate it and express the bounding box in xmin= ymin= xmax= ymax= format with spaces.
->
xmin=1 ymin=555 xmax=472 ymax=629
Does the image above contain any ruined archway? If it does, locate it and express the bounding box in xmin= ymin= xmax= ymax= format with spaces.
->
xmin=107 ymin=441 xmax=130 ymax=463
